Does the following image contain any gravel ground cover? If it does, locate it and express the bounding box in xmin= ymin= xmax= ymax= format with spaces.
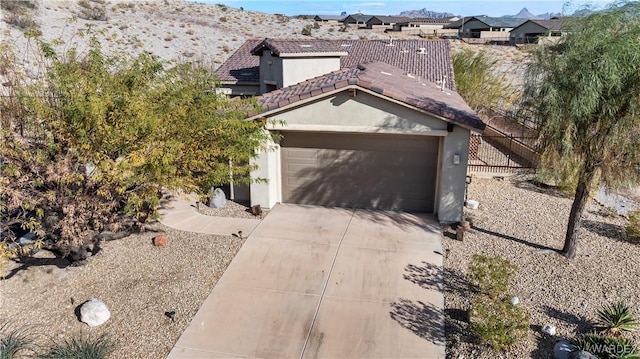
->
xmin=443 ymin=176 xmax=640 ymax=358
xmin=0 ymin=225 xmax=244 ymax=358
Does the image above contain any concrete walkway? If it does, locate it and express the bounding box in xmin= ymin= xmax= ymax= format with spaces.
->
xmin=167 ymin=204 xmax=445 ymax=359
xmin=158 ymin=195 xmax=261 ymax=237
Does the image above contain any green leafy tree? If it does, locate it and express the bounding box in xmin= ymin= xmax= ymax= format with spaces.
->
xmin=452 ymin=49 xmax=515 ymax=112
xmin=0 ymin=37 xmax=270 ymax=262
xmin=523 ymin=2 xmax=640 ymax=258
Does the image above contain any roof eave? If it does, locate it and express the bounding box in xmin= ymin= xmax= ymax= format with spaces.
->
xmin=248 ymin=85 xmax=485 ymax=132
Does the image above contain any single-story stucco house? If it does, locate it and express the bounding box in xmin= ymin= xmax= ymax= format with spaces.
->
xmin=214 ymin=39 xmax=485 ymax=223
xmin=509 ymin=19 xmax=566 ymax=45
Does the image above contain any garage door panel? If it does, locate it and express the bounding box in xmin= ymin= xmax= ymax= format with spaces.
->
xmin=281 ymin=133 xmax=438 ymax=213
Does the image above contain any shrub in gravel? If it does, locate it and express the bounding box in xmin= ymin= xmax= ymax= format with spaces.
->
xmin=301 ymin=24 xmax=312 ymax=36
xmin=467 ymin=254 xmax=529 ymax=351
xmin=38 ymin=333 xmax=114 ymax=359
xmin=573 ymin=333 xmax=639 ymax=359
xmin=470 ymin=298 xmax=530 ymax=351
xmin=596 ymin=302 xmax=640 ymax=337
xmin=0 ymin=323 xmax=31 ymax=359
xmin=627 ymin=210 xmax=640 ymax=243
xmin=467 ymin=254 xmax=517 ymax=300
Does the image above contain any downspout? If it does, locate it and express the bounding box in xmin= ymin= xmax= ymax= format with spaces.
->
xmin=229 ymin=159 xmax=235 ymax=201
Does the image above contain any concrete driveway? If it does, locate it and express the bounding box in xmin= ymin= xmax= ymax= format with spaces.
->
xmin=168 ymin=204 xmax=445 ymax=359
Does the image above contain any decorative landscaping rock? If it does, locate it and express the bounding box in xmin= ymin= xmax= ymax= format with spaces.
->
xmin=79 ymin=299 xmax=110 ymax=327
xmin=209 ymin=187 xmax=226 ymax=209
xmin=553 ymin=339 xmax=573 ymax=359
xmin=153 ymin=234 xmax=168 ymax=247
xmin=568 ymin=350 xmax=598 ymax=359
xmin=465 ymin=199 xmax=479 ymax=209
xmin=543 ymin=323 xmax=557 ymax=336
xmin=511 ymin=296 xmax=520 ymax=305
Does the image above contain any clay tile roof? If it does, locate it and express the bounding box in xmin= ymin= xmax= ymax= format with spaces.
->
xmin=216 ymin=39 xmax=456 ymax=90
xmin=253 ymin=61 xmax=485 ymax=131
xmin=250 ymin=39 xmax=346 ymax=56
xmin=214 ymin=39 xmax=263 ymax=83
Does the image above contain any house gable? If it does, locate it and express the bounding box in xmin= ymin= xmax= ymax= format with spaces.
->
xmin=249 ymin=61 xmax=484 ymax=132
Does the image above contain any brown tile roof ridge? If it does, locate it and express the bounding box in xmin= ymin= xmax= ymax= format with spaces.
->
xmin=253 ymin=61 xmax=484 ymax=131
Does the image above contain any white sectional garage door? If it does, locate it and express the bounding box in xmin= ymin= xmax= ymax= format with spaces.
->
xmin=280 ymin=132 xmax=439 ymax=212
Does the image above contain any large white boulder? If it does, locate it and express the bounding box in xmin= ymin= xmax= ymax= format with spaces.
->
xmin=80 ymin=299 xmax=111 ymax=327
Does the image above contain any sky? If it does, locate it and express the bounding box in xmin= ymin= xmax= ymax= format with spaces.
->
xmin=194 ymin=0 xmax=612 ymax=17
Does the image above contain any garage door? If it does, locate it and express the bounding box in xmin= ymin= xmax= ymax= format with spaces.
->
xmin=280 ymin=132 xmax=439 ymax=212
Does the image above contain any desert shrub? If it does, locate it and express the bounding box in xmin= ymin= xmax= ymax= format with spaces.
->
xmin=77 ymin=0 xmax=107 ymax=21
xmin=0 ymin=323 xmax=31 ymax=359
xmin=467 ymin=254 xmax=517 ymax=300
xmin=313 ymin=21 xmax=320 ymax=29
xmin=1 ymin=0 xmax=38 ymax=29
xmin=1 ymin=38 xmax=270 ymax=263
xmin=470 ymin=298 xmax=530 ymax=351
xmin=598 ymin=206 xmax=620 ymax=218
xmin=627 ymin=210 xmax=640 ymax=243
xmin=301 ymin=24 xmax=312 ymax=36
xmin=339 ymin=24 xmax=349 ymax=32
xmin=38 ymin=333 xmax=114 ymax=359
xmin=468 ymin=254 xmax=528 ymax=351
xmin=574 ymin=333 xmax=639 ymax=359
xmin=452 ymin=49 xmax=516 ymax=111
xmin=219 ymin=16 xmax=227 ymax=22
xmin=596 ymin=302 xmax=640 ymax=337
xmin=0 ymin=0 xmax=36 ymax=12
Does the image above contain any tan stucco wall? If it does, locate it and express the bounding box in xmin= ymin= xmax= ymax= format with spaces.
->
xmin=251 ymin=90 xmax=472 ymax=222
xmin=437 ymin=125 xmax=470 ymax=223
xmin=258 ymin=51 xmax=342 ymax=93
xmin=271 ymin=91 xmax=449 ymax=133
xmin=259 ymin=52 xmax=284 ymax=94
xmin=281 ymin=57 xmax=341 ymax=88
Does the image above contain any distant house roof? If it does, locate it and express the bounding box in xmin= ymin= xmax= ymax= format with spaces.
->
xmin=444 ymin=16 xmax=527 ymax=29
xmin=249 ymin=61 xmax=484 ymax=131
xmin=215 ymin=39 xmax=456 ymax=90
xmin=397 ymin=17 xmax=455 ymax=25
xmin=343 ymin=14 xmax=374 ymax=24
xmin=314 ymin=15 xmax=346 ymax=21
xmin=366 ymin=15 xmax=411 ymax=24
xmin=443 ymin=17 xmax=465 ymax=29
xmin=473 ymin=16 xmax=527 ymax=28
xmin=526 ymin=19 xmax=565 ymax=31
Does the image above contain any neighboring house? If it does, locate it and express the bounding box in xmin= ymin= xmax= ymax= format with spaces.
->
xmin=214 ymin=39 xmax=485 ymax=223
xmin=343 ymin=13 xmax=374 ymax=27
xmin=314 ymin=15 xmax=346 ymax=23
xmin=365 ymin=15 xmax=410 ymax=29
xmin=445 ymin=16 xmax=527 ymax=42
xmin=392 ymin=17 xmax=454 ymax=31
xmin=509 ymin=19 xmax=566 ymax=44
xmin=393 ymin=17 xmax=460 ymax=37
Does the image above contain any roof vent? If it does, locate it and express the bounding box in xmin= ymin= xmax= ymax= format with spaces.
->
xmin=300 ymin=44 xmax=312 ymax=48
xmin=417 ymin=47 xmax=426 ymax=54
xmin=341 ymin=43 xmax=352 ymax=47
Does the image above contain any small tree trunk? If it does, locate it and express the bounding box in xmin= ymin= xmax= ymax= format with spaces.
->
xmin=562 ymin=165 xmax=597 ymax=259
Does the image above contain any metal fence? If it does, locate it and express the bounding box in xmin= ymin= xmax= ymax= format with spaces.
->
xmin=468 ymin=133 xmax=539 ymax=174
